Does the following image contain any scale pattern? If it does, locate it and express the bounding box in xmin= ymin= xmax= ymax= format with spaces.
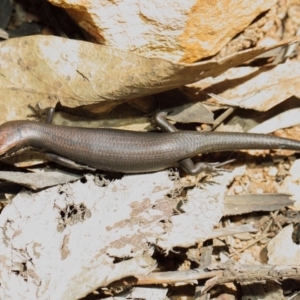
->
xmin=0 ymin=121 xmax=300 ymax=173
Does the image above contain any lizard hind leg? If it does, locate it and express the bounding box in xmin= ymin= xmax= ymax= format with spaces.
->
xmin=155 ymin=111 xmax=208 ymax=175
xmin=155 ymin=111 xmax=233 ymax=176
xmin=179 ymin=159 xmax=234 ymax=176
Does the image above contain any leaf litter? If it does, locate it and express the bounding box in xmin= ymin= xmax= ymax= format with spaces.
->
xmin=1 ymin=4 xmax=300 ymax=300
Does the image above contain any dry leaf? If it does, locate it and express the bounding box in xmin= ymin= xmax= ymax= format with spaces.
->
xmin=281 ymin=158 xmax=300 ymax=210
xmin=249 ymin=107 xmax=300 ymax=134
xmin=223 ymin=194 xmax=294 ymax=216
xmin=0 ymin=171 xmax=80 ymax=189
xmin=187 ymin=60 xmax=300 ymax=112
xmin=166 ymin=102 xmax=214 ymax=124
xmin=209 ymin=224 xmax=257 ymax=239
xmin=119 ymin=287 xmax=168 ymax=300
xmin=268 ymin=224 xmax=300 ymax=265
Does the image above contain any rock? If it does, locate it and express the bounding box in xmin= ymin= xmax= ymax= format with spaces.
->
xmin=49 ymin=0 xmax=277 ymax=62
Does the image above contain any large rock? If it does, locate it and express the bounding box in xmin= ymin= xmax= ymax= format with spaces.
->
xmin=49 ymin=0 xmax=277 ymax=62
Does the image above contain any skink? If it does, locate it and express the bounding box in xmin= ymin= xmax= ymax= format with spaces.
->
xmin=0 ymin=111 xmax=300 ymax=175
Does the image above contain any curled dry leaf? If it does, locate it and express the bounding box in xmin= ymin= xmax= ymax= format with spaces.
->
xmin=1 ymin=35 xmax=300 ymax=121
xmin=187 ymin=60 xmax=300 ymax=112
xmin=0 ymin=171 xmax=81 ymax=190
xmin=249 ymin=107 xmax=300 ymax=134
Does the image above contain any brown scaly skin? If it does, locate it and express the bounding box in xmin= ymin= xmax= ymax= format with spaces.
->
xmin=0 ymin=117 xmax=300 ymax=174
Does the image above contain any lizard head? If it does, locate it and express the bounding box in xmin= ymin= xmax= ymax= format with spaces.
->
xmin=0 ymin=121 xmax=27 ymax=156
